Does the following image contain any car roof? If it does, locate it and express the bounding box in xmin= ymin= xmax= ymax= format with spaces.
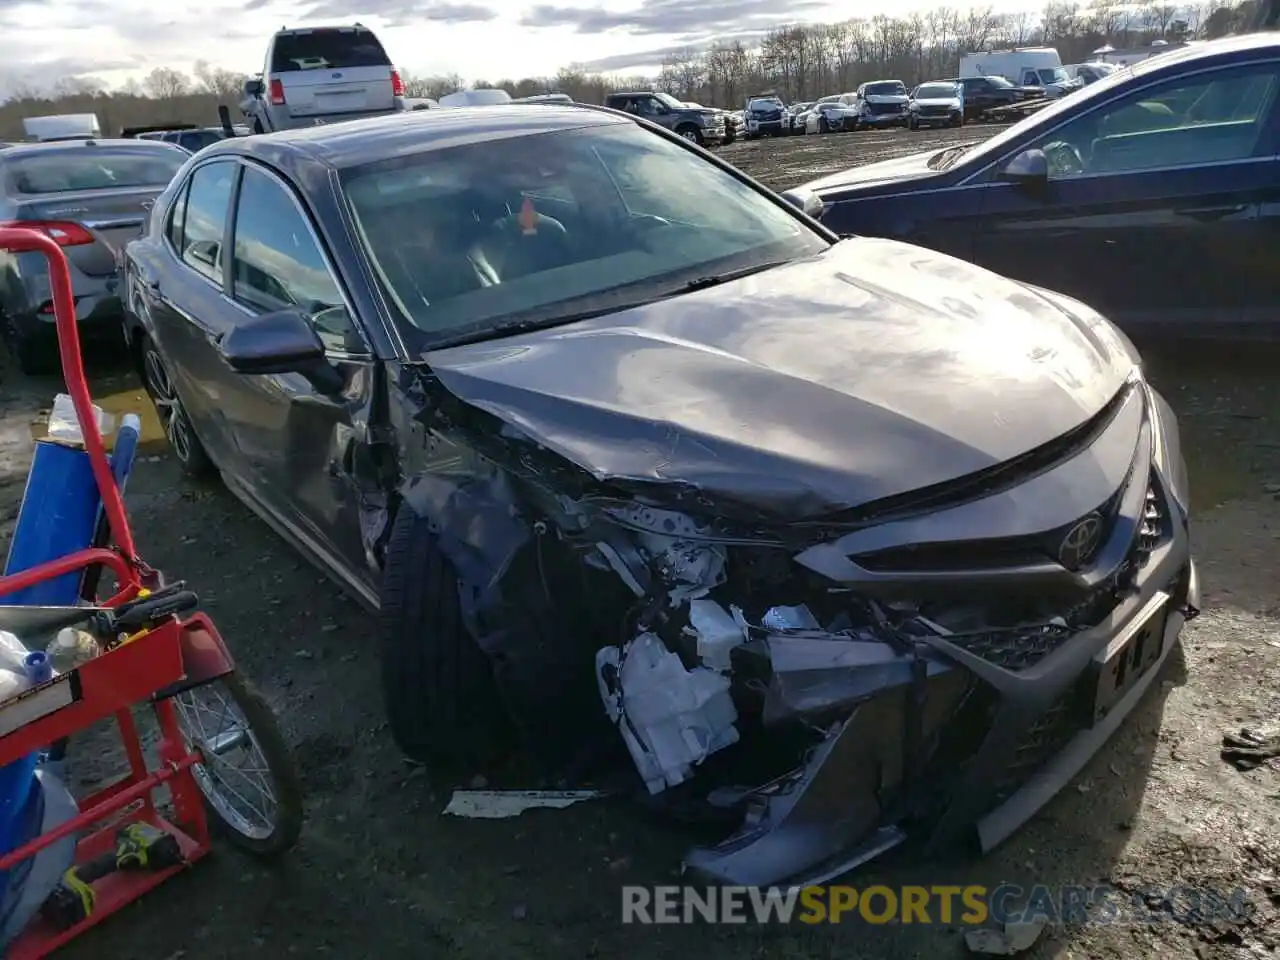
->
xmin=203 ymin=104 xmax=630 ymax=170
xmin=0 ymin=138 xmax=188 ymax=157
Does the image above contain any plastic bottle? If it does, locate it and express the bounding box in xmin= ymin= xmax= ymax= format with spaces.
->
xmin=45 ymin=628 xmax=100 ymax=674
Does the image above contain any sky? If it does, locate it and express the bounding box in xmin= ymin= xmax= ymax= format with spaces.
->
xmin=0 ymin=0 xmax=1053 ymax=97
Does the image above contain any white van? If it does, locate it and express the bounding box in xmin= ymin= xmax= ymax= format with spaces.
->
xmin=958 ymin=47 xmax=1082 ymax=98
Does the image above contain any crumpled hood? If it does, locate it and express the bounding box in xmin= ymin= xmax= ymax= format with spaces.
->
xmin=800 ymin=148 xmax=951 ymax=193
xmin=424 ymin=239 xmax=1135 ymax=518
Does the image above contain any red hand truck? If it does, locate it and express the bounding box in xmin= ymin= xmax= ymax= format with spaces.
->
xmin=0 ymin=226 xmax=302 ymax=957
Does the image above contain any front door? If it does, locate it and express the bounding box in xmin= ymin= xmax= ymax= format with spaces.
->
xmin=970 ymin=60 xmax=1280 ymax=331
xmin=218 ymin=162 xmax=379 ymax=591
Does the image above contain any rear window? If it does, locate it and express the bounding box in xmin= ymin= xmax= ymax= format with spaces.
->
xmin=270 ymin=29 xmax=391 ymax=72
xmin=3 ymin=148 xmax=186 ymax=194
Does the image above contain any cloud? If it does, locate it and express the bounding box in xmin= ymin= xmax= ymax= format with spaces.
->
xmin=298 ymin=0 xmax=497 ymax=23
xmin=521 ymin=0 xmax=825 ymax=36
xmin=574 ymin=30 xmax=773 ymax=71
xmin=0 ymin=55 xmax=137 ymax=98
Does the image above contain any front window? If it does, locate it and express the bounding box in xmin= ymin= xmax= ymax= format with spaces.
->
xmin=986 ymin=76 xmax=1015 ymax=89
xmin=5 ymin=147 xmax=186 ymax=194
xmin=1039 ymin=67 xmax=1070 ymax=85
xmin=865 ymin=82 xmax=907 ymax=97
xmin=915 ymin=83 xmax=959 ymax=99
xmin=341 ymin=123 xmax=828 ymax=352
xmin=653 ymin=92 xmax=686 ymax=110
xmin=1027 ymin=64 xmax=1280 ymax=179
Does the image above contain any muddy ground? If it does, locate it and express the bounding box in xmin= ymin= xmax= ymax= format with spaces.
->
xmin=1 ymin=124 xmax=1277 ymax=960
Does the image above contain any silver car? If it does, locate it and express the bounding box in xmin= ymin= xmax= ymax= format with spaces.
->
xmin=240 ymin=23 xmax=406 ymax=133
xmin=0 ymin=138 xmax=188 ymax=373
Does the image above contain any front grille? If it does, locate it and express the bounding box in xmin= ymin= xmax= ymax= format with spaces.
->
xmin=940 ymin=478 xmax=1169 ymax=672
xmin=869 ymin=102 xmax=903 ymax=115
xmin=917 ymin=106 xmax=950 ymax=116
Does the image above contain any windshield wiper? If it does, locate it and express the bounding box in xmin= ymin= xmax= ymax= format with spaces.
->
xmin=929 ymin=145 xmax=971 ymax=171
xmin=425 ymin=296 xmax=670 ymax=351
xmin=666 ymin=259 xmax=795 ymax=294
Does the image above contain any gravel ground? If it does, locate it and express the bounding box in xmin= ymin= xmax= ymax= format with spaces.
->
xmin=1 ymin=124 xmax=1277 ymax=960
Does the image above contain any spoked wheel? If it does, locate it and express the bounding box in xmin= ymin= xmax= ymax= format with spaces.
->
xmin=172 ymin=672 xmax=303 ymax=857
xmin=140 ymin=336 xmax=212 ymax=476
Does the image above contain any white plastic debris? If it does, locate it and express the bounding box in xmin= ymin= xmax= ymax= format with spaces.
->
xmin=47 ymin=394 xmax=114 ymax=445
xmin=964 ymin=918 xmax=1048 ymax=955
xmin=442 ymin=790 xmax=607 ymax=819
xmin=761 ymin=604 xmax=821 ymax=632
xmin=687 ymin=598 xmax=746 ymax=672
xmin=597 ymin=632 xmax=739 ymax=795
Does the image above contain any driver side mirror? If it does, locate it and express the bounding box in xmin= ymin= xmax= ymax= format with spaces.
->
xmin=244 ymin=78 xmax=265 ymax=98
xmin=999 ymin=148 xmax=1049 ymax=188
xmin=780 ymin=187 xmax=827 ymax=220
xmin=219 ymin=307 xmax=326 ymax=375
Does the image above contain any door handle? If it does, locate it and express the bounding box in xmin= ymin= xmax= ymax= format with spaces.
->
xmin=1174 ymin=204 xmax=1248 ymax=222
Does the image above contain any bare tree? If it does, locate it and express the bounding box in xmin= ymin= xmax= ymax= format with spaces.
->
xmin=193 ymin=60 xmax=247 ymax=100
xmin=142 ymin=67 xmax=191 ymax=99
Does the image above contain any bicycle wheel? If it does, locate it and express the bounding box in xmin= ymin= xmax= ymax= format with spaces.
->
xmin=170 ymin=671 xmax=303 ymax=857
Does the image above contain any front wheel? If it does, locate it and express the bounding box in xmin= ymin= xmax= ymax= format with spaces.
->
xmin=818 ymin=117 xmax=829 ymax=134
xmin=908 ymin=116 xmax=918 ymax=130
xmin=172 ymin=671 xmax=304 ymax=857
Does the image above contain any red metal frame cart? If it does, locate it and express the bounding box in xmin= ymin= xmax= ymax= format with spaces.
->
xmin=0 ymin=226 xmax=301 ymax=957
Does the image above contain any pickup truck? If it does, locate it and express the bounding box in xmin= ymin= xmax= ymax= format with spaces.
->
xmin=602 ymin=91 xmax=726 ymax=146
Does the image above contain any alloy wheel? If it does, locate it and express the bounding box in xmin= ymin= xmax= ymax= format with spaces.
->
xmin=143 ymin=346 xmax=195 ymax=464
xmin=680 ymin=129 xmax=699 ymax=142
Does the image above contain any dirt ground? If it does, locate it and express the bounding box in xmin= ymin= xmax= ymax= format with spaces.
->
xmin=1 ymin=124 xmax=1277 ymax=960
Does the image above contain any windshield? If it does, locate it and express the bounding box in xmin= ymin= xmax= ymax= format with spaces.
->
xmin=915 ymin=83 xmax=959 ymax=99
xmin=654 ymin=92 xmax=686 ymax=110
xmin=748 ymin=98 xmax=782 ymax=110
xmin=1039 ymin=67 xmax=1070 ymax=84
xmin=341 ymin=123 xmax=828 ymax=352
xmin=986 ymin=76 xmax=1015 ymax=88
xmin=3 ymin=147 xmax=186 ymax=194
xmin=865 ymin=82 xmax=907 ymax=97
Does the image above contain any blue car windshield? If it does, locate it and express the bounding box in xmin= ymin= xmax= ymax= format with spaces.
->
xmin=341 ymin=122 xmax=829 ymax=351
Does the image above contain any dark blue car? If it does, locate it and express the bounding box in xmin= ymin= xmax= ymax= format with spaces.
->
xmin=802 ymin=33 xmax=1280 ymax=337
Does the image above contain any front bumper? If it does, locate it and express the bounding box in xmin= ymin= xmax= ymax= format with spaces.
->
xmin=683 ymin=390 xmax=1196 ymax=888
xmin=856 ymin=111 xmax=909 ymax=127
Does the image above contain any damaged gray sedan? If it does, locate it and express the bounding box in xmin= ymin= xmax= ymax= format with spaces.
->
xmin=120 ymin=104 xmax=1200 ymax=888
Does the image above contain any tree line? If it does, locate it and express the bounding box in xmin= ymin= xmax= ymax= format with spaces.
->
xmin=0 ymin=0 xmax=1265 ymax=138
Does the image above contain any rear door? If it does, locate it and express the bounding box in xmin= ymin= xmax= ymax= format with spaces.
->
xmin=269 ymin=27 xmax=394 ymax=119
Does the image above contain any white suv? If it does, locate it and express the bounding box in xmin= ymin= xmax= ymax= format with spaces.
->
xmin=240 ymin=23 xmax=406 ymax=133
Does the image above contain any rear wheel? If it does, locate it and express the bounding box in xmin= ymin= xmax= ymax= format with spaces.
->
xmin=1 ymin=311 xmax=56 ymax=377
xmin=138 ymin=333 xmax=213 ymax=477
xmin=378 ymin=508 xmax=510 ymax=766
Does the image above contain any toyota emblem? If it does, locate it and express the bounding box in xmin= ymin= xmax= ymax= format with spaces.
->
xmin=1058 ymin=513 xmax=1104 ymax=571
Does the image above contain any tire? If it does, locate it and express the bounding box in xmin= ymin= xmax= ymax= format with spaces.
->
xmin=951 ymin=115 xmax=964 ymax=128
xmin=818 ymin=117 xmax=829 ymax=134
xmin=908 ymin=116 xmax=918 ymax=131
xmin=378 ymin=507 xmax=510 ymax=766
xmin=251 ymin=117 xmax=265 ymax=135
xmin=1 ymin=310 xmax=56 ymax=377
xmin=172 ymin=671 xmax=304 ymax=857
xmin=137 ymin=332 xmax=214 ymax=477
xmin=676 ymin=124 xmax=704 ymax=146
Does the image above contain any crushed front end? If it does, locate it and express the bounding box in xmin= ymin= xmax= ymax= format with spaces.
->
xmin=545 ymin=379 xmax=1197 ymax=888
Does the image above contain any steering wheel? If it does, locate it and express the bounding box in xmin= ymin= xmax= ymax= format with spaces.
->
xmin=1042 ymin=140 xmax=1085 ymax=178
